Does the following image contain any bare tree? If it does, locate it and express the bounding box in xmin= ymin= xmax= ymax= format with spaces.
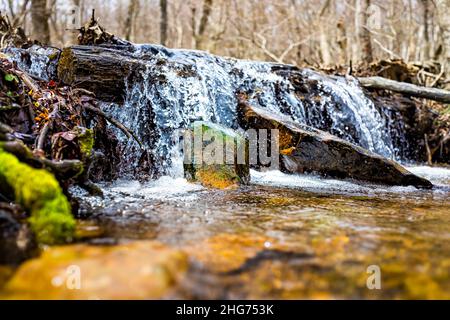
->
xmin=3 ymin=0 xmax=449 ymax=73
xmin=160 ymin=0 xmax=168 ymax=46
xmin=5 ymin=0 xmax=30 ymax=28
xmin=357 ymin=0 xmax=373 ymax=62
xmin=318 ymin=0 xmax=332 ymax=65
xmin=124 ymin=0 xmax=138 ymax=41
xmin=31 ymin=0 xmax=50 ymax=43
xmin=420 ymin=0 xmax=431 ymax=61
xmin=193 ymin=0 xmax=213 ymax=50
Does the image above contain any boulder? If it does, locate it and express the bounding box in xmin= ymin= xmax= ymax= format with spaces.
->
xmin=237 ymin=95 xmax=433 ymax=189
xmin=183 ymin=122 xmax=250 ymax=189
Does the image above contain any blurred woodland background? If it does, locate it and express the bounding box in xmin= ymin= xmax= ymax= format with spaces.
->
xmin=1 ymin=0 xmax=449 ymax=82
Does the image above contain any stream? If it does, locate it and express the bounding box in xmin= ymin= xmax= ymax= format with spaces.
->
xmin=1 ymin=44 xmax=449 ymax=300
xmin=87 ymin=166 xmax=450 ymax=299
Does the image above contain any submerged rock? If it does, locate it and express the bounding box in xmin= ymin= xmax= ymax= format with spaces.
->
xmin=183 ymin=122 xmax=250 ymax=189
xmin=3 ymin=241 xmax=188 ymax=299
xmin=237 ymin=96 xmax=433 ymax=189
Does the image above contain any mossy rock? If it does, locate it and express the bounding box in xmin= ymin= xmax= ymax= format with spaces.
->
xmin=0 ymin=148 xmax=75 ymax=244
xmin=183 ymin=122 xmax=250 ymax=189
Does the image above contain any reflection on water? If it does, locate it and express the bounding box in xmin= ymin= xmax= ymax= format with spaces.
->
xmin=2 ymin=166 xmax=450 ymax=299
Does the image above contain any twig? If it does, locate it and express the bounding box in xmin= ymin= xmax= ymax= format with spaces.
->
xmin=36 ymin=100 xmax=60 ymax=151
xmin=373 ymin=39 xmax=401 ymax=59
xmin=13 ymin=69 xmax=40 ymax=94
xmin=429 ymin=65 xmax=445 ymax=88
xmin=424 ymin=134 xmax=432 ymax=165
xmin=82 ymin=104 xmax=144 ymax=149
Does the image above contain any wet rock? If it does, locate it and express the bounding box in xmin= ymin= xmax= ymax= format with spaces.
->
xmin=0 ymin=209 xmax=37 ymax=265
xmin=237 ymin=96 xmax=433 ymax=188
xmin=183 ymin=122 xmax=250 ymax=189
xmin=3 ymin=241 xmax=188 ymax=299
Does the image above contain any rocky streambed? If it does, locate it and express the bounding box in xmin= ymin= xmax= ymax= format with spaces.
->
xmin=1 ymin=167 xmax=449 ymax=299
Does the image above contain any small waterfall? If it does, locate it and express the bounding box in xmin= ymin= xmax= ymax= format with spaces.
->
xmin=7 ymin=43 xmax=409 ymax=177
xmin=5 ymin=45 xmax=59 ymax=81
xmin=102 ymin=44 xmax=403 ymax=177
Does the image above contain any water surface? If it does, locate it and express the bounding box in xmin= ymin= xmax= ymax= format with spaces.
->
xmin=70 ymin=166 xmax=450 ymax=299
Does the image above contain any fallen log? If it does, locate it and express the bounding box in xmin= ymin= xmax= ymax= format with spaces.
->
xmin=358 ymin=76 xmax=450 ymax=103
xmin=57 ymin=45 xmax=142 ymax=103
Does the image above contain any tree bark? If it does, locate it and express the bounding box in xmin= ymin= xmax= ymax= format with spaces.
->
xmin=124 ymin=0 xmax=138 ymax=41
xmin=31 ymin=0 xmax=50 ymax=44
xmin=57 ymin=45 xmax=144 ymax=103
xmin=195 ymin=0 xmax=213 ymax=50
xmin=357 ymin=0 xmax=373 ymax=62
xmin=160 ymin=0 xmax=168 ymax=46
xmin=359 ymin=76 xmax=450 ymax=103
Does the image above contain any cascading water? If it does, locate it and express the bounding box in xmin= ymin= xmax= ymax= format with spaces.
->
xmin=101 ymin=44 xmax=402 ymax=177
xmin=7 ymin=43 xmax=408 ymax=177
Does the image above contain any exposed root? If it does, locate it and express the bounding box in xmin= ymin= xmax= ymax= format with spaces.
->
xmin=82 ymin=104 xmax=144 ymax=149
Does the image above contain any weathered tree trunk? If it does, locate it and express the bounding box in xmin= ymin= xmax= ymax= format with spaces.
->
xmin=359 ymin=76 xmax=450 ymax=103
xmin=420 ymin=0 xmax=431 ymax=61
xmin=69 ymin=0 xmax=81 ymax=45
xmin=31 ymin=0 xmax=50 ymax=44
xmin=57 ymin=45 xmax=144 ymax=103
xmin=318 ymin=0 xmax=332 ymax=66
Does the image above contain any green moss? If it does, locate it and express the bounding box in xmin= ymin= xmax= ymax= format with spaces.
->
xmin=48 ymin=51 xmax=59 ymax=61
xmin=57 ymin=48 xmax=75 ymax=84
xmin=0 ymin=148 xmax=75 ymax=244
xmin=76 ymin=127 xmax=94 ymax=157
xmin=184 ymin=122 xmax=250 ymax=188
xmin=193 ymin=121 xmax=245 ymax=146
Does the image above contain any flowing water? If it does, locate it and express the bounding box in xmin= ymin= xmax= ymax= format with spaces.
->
xmin=101 ymin=44 xmax=404 ymax=177
xmin=2 ymin=44 xmax=449 ymax=299
xmin=66 ymin=167 xmax=449 ymax=299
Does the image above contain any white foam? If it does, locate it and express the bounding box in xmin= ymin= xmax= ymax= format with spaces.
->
xmin=406 ymin=166 xmax=450 ymax=185
xmin=101 ymin=176 xmax=204 ymax=201
xmin=250 ymin=167 xmax=450 ymax=196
